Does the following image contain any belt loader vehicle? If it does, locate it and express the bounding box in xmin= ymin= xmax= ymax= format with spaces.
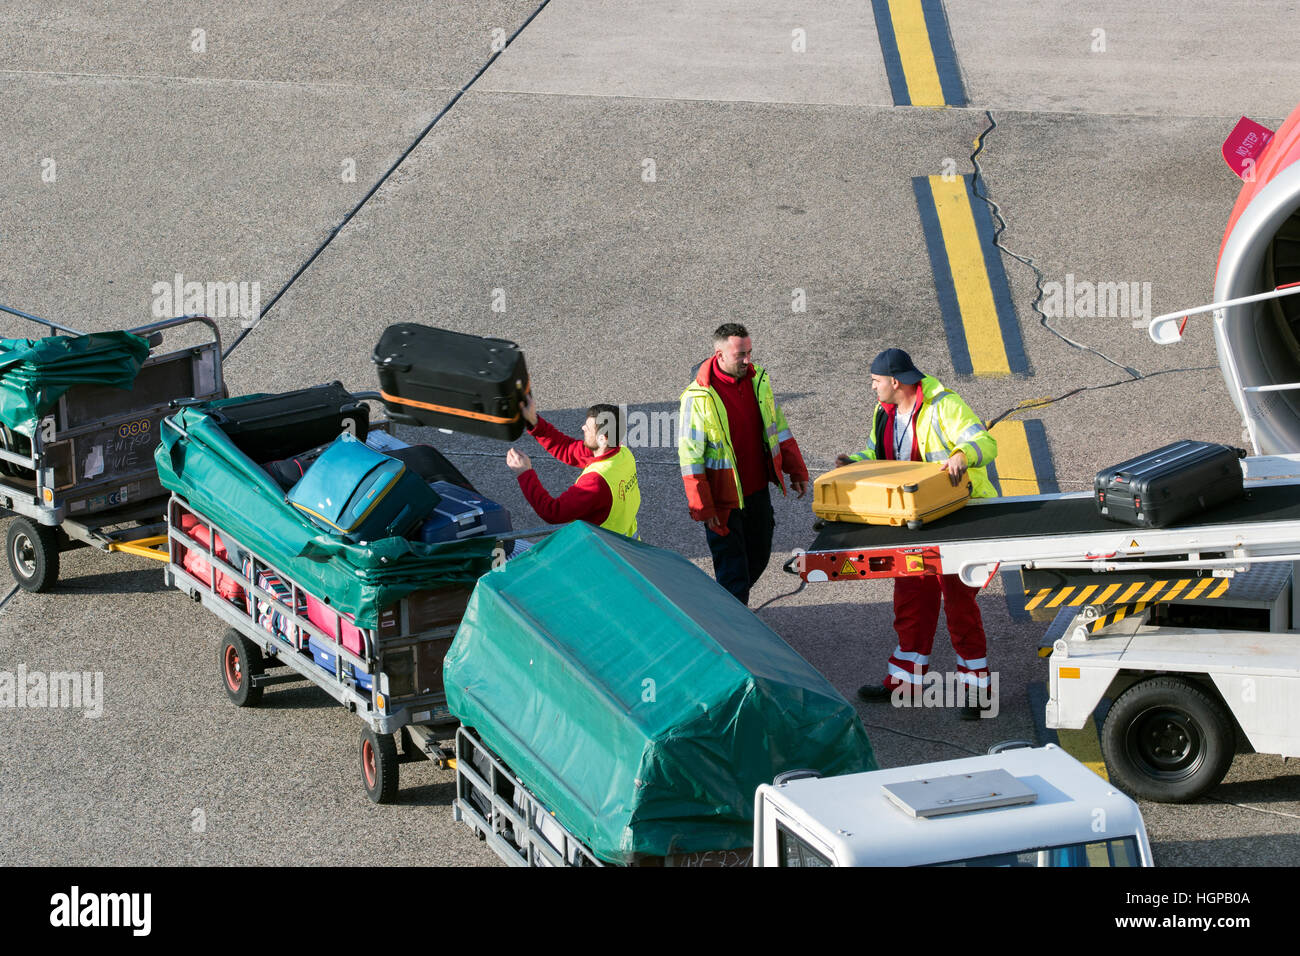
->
xmin=791 ymin=454 xmax=1300 ymax=803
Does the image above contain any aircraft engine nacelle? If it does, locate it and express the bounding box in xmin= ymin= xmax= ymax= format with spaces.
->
xmin=1216 ymin=107 xmax=1300 ymax=454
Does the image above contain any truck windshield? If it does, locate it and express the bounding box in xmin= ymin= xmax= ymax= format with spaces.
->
xmin=930 ymin=837 xmax=1141 ymax=867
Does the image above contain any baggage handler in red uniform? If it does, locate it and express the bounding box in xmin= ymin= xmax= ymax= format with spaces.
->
xmin=836 ymin=349 xmax=998 ymax=719
xmin=506 ymin=395 xmax=640 ymax=538
xmin=678 ymin=323 xmax=809 ymax=605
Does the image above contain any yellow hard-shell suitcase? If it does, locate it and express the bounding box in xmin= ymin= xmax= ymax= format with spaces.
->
xmin=812 ymin=461 xmax=972 ymax=529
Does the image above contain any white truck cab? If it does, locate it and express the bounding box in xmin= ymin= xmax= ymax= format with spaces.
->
xmin=752 ymin=744 xmax=1153 ymax=867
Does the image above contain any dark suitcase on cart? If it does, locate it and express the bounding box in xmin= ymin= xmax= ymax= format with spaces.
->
xmin=372 ymin=324 xmax=529 ymax=441
xmin=389 ymin=445 xmax=476 ymax=492
xmin=209 ymin=382 xmax=369 ymax=463
xmin=1094 ymin=440 xmax=1246 ymax=528
xmin=416 ymin=481 xmax=513 ymax=544
xmin=362 ymin=430 xmax=477 ymax=490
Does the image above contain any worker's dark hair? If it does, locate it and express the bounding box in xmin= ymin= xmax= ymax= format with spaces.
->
xmin=587 ymin=403 xmax=621 ymax=447
xmin=713 ymin=323 xmax=749 ymax=343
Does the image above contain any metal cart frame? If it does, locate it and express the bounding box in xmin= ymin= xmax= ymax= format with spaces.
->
xmin=452 ymin=726 xmax=603 ymax=867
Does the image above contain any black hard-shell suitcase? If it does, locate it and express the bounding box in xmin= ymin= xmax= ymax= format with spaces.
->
xmin=208 ymin=382 xmax=368 ymax=463
xmin=1094 ymin=440 xmax=1246 ymax=528
xmin=388 ymin=445 xmax=476 ymax=492
xmin=372 ymin=324 xmax=529 ymax=441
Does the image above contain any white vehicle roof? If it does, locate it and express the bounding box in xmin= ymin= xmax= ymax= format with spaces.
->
xmin=760 ymin=745 xmax=1149 ymax=866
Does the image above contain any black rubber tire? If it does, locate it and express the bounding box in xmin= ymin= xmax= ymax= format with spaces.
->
xmin=1100 ymin=675 xmax=1235 ymax=803
xmin=218 ymin=629 xmax=264 ymax=707
xmin=360 ymin=728 xmax=400 ymax=804
xmin=7 ymin=517 xmax=60 ymax=592
xmin=906 ymin=519 xmax=922 ymax=530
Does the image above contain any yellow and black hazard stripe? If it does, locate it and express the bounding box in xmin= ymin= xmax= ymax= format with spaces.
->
xmin=1083 ymin=602 xmax=1150 ymax=633
xmin=1023 ymin=576 xmax=1230 ymax=614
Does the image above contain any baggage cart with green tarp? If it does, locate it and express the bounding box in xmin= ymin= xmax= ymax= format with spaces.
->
xmin=446 ymin=521 xmax=877 ymax=866
xmin=156 ymin=395 xmax=506 ymax=801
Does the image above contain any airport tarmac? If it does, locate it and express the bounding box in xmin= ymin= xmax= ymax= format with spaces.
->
xmin=2 ymin=1 xmax=1298 ymax=867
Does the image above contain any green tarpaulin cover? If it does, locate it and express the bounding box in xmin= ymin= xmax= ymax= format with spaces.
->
xmin=155 ymin=401 xmax=497 ymax=627
xmin=445 ymin=522 xmax=877 ymax=864
xmin=0 ymin=331 xmax=150 ymax=436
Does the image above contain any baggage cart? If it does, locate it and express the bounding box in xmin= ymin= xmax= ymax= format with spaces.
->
xmin=453 ymin=727 xmax=603 ymax=867
xmin=164 ymin=493 xmax=522 ymax=803
xmin=0 ymin=309 xmax=225 ymax=591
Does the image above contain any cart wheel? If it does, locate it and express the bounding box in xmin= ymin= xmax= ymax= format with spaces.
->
xmin=360 ymin=728 xmax=399 ymax=804
xmin=906 ymin=519 xmax=922 ymax=530
xmin=7 ymin=517 xmax=59 ymax=592
xmin=1100 ymin=675 xmax=1235 ymax=803
xmin=218 ymin=629 xmax=264 ymax=707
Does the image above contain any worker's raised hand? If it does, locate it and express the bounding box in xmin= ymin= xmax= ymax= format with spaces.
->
xmin=506 ymin=447 xmax=533 ymax=476
xmin=520 ymin=392 xmax=538 ymax=427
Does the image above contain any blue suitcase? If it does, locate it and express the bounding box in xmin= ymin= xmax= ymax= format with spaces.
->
xmin=307 ymin=636 xmax=374 ymax=692
xmin=288 ymin=433 xmax=439 ymax=544
xmin=416 ymin=481 xmax=513 ymax=543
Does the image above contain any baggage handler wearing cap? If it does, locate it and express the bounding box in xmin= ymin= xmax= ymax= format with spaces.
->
xmin=836 ymin=348 xmax=998 ymax=719
xmin=506 ymin=395 xmax=640 ymax=537
xmin=679 ymin=323 xmax=810 ymax=605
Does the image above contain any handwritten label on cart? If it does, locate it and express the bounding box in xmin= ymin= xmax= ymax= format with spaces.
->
xmin=104 ymin=419 xmax=155 ymax=473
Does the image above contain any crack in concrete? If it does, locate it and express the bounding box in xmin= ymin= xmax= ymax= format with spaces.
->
xmin=967 ymin=109 xmax=1141 ymax=380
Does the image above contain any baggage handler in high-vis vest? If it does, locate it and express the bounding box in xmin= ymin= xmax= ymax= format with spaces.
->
xmin=679 ymin=323 xmax=809 ymax=606
xmin=837 ymin=348 xmax=998 ymax=719
xmin=506 ymin=395 xmax=640 ymax=537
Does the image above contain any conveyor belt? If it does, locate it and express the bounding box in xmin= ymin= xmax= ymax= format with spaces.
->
xmin=808 ymin=484 xmax=1300 ymax=553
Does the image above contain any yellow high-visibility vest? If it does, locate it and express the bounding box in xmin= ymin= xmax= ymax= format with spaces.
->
xmin=582 ymin=446 xmax=640 ymax=538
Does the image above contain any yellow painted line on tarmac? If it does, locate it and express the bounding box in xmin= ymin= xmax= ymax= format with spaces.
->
xmin=887 ymin=0 xmax=946 ymax=107
xmin=1056 ymin=716 xmax=1109 ymax=781
xmin=928 ymin=175 xmax=1012 ymax=375
xmin=988 ymin=420 xmax=1038 ymax=495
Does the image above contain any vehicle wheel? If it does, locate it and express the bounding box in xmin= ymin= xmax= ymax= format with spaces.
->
xmin=906 ymin=519 xmax=922 ymax=530
xmin=360 ymin=728 xmax=399 ymax=804
xmin=1100 ymin=675 xmax=1235 ymax=803
xmin=218 ymin=629 xmax=264 ymax=707
xmin=7 ymin=517 xmax=59 ymax=592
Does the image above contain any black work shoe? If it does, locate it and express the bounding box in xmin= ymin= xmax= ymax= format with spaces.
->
xmin=857 ymin=683 xmax=897 ymax=702
xmin=959 ymin=701 xmax=994 ymax=720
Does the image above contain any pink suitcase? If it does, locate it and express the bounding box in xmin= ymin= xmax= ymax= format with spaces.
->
xmin=303 ymin=593 xmax=365 ymax=657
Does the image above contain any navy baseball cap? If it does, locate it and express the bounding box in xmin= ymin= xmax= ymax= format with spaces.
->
xmin=870 ymin=348 xmax=923 ymax=385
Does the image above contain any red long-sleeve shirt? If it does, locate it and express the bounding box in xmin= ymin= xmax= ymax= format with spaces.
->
xmin=516 ymin=416 xmax=615 ymax=526
xmin=710 ymin=358 xmax=771 ymax=497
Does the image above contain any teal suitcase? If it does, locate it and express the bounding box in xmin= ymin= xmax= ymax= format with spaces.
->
xmin=287 ymin=433 xmax=438 ymax=543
